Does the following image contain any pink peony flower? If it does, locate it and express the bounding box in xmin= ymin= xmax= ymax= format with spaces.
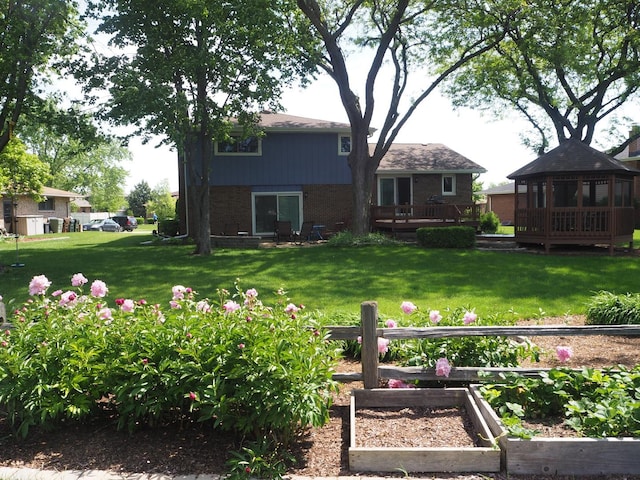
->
xmin=285 ymin=303 xmax=299 ymax=314
xmin=52 ymin=289 xmax=63 ymax=297
xmin=223 ymin=300 xmax=241 ymax=313
xmin=238 ymin=343 xmax=245 ymax=349
xmin=59 ymin=291 xmax=78 ymax=307
xmin=90 ymin=280 xmax=108 ymax=298
xmin=245 ymin=288 xmax=258 ymax=298
xmin=189 ymin=392 xmax=197 ymax=401
xmin=388 ymin=379 xmax=415 ymax=389
xmin=357 ymin=335 xmax=362 ymax=344
xmin=71 ymin=273 xmax=88 ymax=287
xmin=435 ymin=357 xmax=452 ymax=377
xmin=463 ymin=311 xmax=477 ymax=325
xmin=29 ymin=275 xmax=51 ymax=296
xmin=556 ymin=346 xmax=573 ymax=362
xmin=169 ymin=300 xmax=181 ymax=309
xmin=429 ymin=310 xmax=442 ymax=324
xmin=172 ymin=285 xmax=186 ymax=300
xmin=120 ymin=299 xmax=135 ymax=312
xmin=196 ymin=300 xmax=211 ymax=313
xmin=98 ymin=308 xmax=112 ymax=320
xmin=385 ymin=319 xmax=397 ymax=328
xmin=400 ymin=301 xmax=417 ymax=314
xmin=378 ymin=337 xmax=390 ymax=354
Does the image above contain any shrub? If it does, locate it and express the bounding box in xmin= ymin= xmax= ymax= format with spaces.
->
xmin=0 ymin=276 xmax=339 ymax=444
xmin=416 ymin=226 xmax=476 ymax=248
xmin=158 ymin=218 xmax=180 ymax=236
xmin=327 ymin=231 xmax=399 ymax=247
xmin=585 ymin=290 xmax=640 ymax=325
xmin=479 ymin=211 xmax=500 ymax=233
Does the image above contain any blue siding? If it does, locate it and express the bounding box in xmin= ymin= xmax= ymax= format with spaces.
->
xmin=210 ymin=132 xmax=352 ymax=186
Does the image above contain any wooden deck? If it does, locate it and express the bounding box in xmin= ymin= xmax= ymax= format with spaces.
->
xmin=371 ymin=204 xmax=481 ymax=234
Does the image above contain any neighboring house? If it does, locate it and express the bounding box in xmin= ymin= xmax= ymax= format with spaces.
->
xmin=197 ymin=112 xmax=485 ymax=237
xmin=480 ymin=182 xmax=527 ymax=225
xmin=1 ymin=186 xmax=83 ymax=234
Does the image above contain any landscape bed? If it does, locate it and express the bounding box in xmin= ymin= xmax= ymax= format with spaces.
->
xmin=470 ymin=385 xmax=640 ymax=475
xmin=349 ymin=388 xmax=500 ymax=473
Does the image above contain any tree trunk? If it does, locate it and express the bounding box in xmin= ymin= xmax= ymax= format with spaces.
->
xmin=348 ymin=125 xmax=378 ymax=235
xmin=184 ymin=132 xmax=212 ymax=255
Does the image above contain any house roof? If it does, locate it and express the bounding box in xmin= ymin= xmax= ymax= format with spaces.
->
xmin=43 ymin=186 xmax=84 ymax=199
xmin=481 ymin=182 xmax=517 ymax=195
xmin=374 ymin=143 xmax=486 ymax=174
xmin=508 ymin=139 xmax=640 ymax=179
xmin=256 ymin=112 xmax=352 ymax=132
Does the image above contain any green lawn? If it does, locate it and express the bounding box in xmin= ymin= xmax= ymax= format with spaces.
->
xmin=1 ymin=226 xmax=640 ymax=321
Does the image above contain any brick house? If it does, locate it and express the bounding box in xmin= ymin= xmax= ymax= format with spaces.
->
xmin=480 ymin=182 xmax=526 ymax=225
xmin=202 ymin=112 xmax=485 ymax=237
xmin=1 ymin=186 xmax=83 ymax=234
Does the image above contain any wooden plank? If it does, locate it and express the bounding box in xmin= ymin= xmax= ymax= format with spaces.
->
xmin=379 ymin=324 xmax=640 ymax=339
xmin=379 ymin=365 xmax=568 ymax=383
xmin=353 ymin=387 xmax=465 ymax=407
xmin=349 ymin=447 xmax=499 ymax=473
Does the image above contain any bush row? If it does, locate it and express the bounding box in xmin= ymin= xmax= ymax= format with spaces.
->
xmin=0 ymin=277 xmax=339 ymax=444
xmin=416 ymin=226 xmax=476 ymax=248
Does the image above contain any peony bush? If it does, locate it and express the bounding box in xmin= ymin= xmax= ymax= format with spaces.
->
xmin=0 ymin=276 xmax=339 ymax=443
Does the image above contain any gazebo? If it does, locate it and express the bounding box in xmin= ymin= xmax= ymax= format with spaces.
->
xmin=508 ymin=139 xmax=640 ymax=254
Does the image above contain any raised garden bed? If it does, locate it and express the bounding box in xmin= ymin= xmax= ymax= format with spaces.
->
xmin=349 ymin=388 xmax=500 ymax=473
xmin=470 ymin=385 xmax=640 ymax=475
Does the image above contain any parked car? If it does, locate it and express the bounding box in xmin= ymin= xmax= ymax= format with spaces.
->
xmin=82 ymin=218 xmax=122 ymax=232
xmin=111 ymin=215 xmax=138 ymax=231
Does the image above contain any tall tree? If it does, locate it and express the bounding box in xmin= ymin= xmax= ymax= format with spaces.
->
xmin=82 ymin=0 xmax=317 ymax=254
xmin=18 ymin=98 xmax=129 ymax=211
xmin=0 ymin=0 xmax=82 ymax=152
xmin=297 ymin=0 xmax=511 ymax=234
xmin=127 ymin=180 xmax=151 ymax=218
xmin=440 ymin=0 xmax=640 ymax=155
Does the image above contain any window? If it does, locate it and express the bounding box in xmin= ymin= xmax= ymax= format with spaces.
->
xmin=38 ymin=197 xmax=54 ymax=211
xmin=442 ymin=175 xmax=456 ymax=195
xmin=215 ymin=135 xmax=261 ymax=155
xmin=252 ymin=192 xmax=302 ymax=234
xmin=339 ymin=135 xmax=351 ymax=155
xmin=378 ymin=177 xmax=411 ymax=205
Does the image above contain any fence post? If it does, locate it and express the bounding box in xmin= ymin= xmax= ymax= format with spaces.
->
xmin=361 ymin=301 xmax=379 ymax=389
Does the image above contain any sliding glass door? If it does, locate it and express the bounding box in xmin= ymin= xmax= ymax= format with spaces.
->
xmin=252 ymin=192 xmax=302 ymax=235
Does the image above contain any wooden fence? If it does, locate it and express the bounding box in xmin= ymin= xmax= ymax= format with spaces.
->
xmin=329 ymin=302 xmax=640 ymax=388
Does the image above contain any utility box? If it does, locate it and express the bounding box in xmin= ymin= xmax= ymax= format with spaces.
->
xmin=49 ymin=217 xmax=62 ymax=233
xmin=16 ymin=215 xmax=44 ymax=236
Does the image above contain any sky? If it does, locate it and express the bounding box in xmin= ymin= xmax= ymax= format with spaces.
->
xmin=123 ymin=74 xmax=537 ymax=195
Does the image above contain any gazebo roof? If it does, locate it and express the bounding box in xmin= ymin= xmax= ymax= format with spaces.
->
xmin=508 ymin=139 xmax=640 ymax=179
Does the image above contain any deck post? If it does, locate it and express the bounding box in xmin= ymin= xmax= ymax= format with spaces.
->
xmin=360 ymin=301 xmax=379 ymax=389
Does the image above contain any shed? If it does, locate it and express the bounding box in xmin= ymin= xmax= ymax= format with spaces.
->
xmin=508 ymin=139 xmax=640 ymax=254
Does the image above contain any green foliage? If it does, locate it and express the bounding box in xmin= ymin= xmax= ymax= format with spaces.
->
xmin=480 ymin=367 xmax=640 ymax=438
xmin=395 ymin=307 xmax=538 ymax=369
xmin=326 ymin=231 xmax=399 ymax=247
xmin=0 ymin=277 xmax=339 ymax=445
xmin=146 ymin=180 xmax=176 ymax=221
xmin=158 ymin=219 xmax=180 ymax=236
xmin=0 ymin=137 xmax=50 ymax=198
xmin=226 ymin=436 xmax=294 ymax=480
xmin=127 ymin=181 xmax=152 ymax=218
xmin=0 ymin=0 xmax=82 ymax=151
xmin=440 ymin=0 xmax=640 ymax=151
xmin=416 ymin=226 xmax=476 ymax=248
xmin=585 ymin=291 xmax=640 ymax=325
xmin=479 ymin=211 xmax=500 ymax=234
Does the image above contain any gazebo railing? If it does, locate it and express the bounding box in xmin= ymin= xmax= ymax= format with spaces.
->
xmin=515 ymin=207 xmax=635 ymax=238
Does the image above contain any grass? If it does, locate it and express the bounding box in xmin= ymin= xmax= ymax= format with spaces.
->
xmin=1 ymin=225 xmax=640 ymax=321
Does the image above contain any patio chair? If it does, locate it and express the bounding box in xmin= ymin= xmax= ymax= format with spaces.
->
xmin=295 ymin=220 xmax=315 ymax=245
xmin=274 ymin=220 xmax=293 ymax=243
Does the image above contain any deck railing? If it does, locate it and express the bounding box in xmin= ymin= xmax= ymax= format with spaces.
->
xmin=329 ymin=302 xmax=640 ymax=388
xmin=371 ymin=203 xmax=481 ymax=228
